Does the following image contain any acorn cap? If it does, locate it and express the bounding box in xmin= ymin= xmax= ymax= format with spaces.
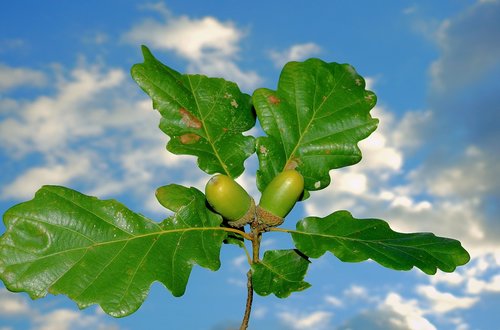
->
xmin=256 ymin=205 xmax=284 ymax=227
xmin=227 ymin=198 xmax=256 ymax=228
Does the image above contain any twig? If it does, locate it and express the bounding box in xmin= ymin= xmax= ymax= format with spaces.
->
xmin=239 ymin=226 xmax=262 ymax=329
xmin=240 ymin=270 xmax=253 ymax=330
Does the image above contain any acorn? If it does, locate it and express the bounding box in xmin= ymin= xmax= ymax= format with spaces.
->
xmin=257 ymin=170 xmax=304 ymax=227
xmin=205 ymin=174 xmax=255 ymax=227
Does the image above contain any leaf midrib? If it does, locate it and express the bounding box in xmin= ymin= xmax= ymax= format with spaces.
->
xmin=282 ymin=66 xmax=348 ymax=170
xmin=187 ymin=75 xmax=231 ymax=176
xmin=136 ymin=66 xmax=232 ymax=176
xmin=258 ymin=259 xmax=301 ymax=283
xmin=291 ymin=229 xmax=452 ymax=250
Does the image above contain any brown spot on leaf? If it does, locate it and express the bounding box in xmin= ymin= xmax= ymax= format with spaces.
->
xmin=268 ymin=95 xmax=281 ymax=105
xmin=285 ymin=157 xmax=301 ymax=170
xmin=365 ymin=94 xmax=374 ymax=101
xmin=179 ymin=133 xmax=201 ymax=145
xmin=179 ymin=108 xmax=202 ymax=129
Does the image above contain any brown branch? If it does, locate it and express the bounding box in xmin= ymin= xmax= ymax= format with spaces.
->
xmin=239 ymin=270 xmax=253 ymax=330
xmin=239 ymin=225 xmax=263 ymax=329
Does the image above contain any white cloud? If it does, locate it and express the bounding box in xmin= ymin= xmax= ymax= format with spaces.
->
xmin=252 ymin=305 xmax=268 ymax=319
xmin=126 ymin=5 xmax=240 ymax=62
xmin=33 ymin=308 xmax=118 ymax=330
xmin=231 ymin=255 xmax=248 ymax=270
xmin=389 ymin=110 xmax=433 ymax=152
xmin=187 ymin=56 xmax=261 ymax=94
xmin=435 ymin=251 xmax=500 ymax=295
xmin=0 ymin=289 xmax=31 ymax=316
xmin=1 ymin=154 xmax=91 ymax=200
xmin=410 ymin=146 xmax=500 ymax=199
xmin=382 ymin=293 xmax=437 ymax=330
xmin=278 ymin=310 xmax=332 ymax=330
xmin=82 ymin=32 xmax=109 ymax=45
xmin=0 ymin=64 xmax=47 ymax=91
xmin=0 ymin=63 xmax=125 ymax=156
xmin=304 ymin=106 xmax=408 ymax=217
xmin=416 ymin=285 xmax=479 ymax=313
xmin=127 ymin=16 xmax=239 ymax=61
xmin=467 ymin=276 xmax=500 ymax=294
xmin=0 ymin=59 xmax=203 ymax=217
xmin=429 ymin=1 xmax=500 ymax=92
xmin=428 ymin=270 xmax=466 ymax=287
xmin=343 ymin=284 xmax=370 ymax=299
xmin=403 ymin=5 xmax=418 ymax=15
xmin=0 ymin=289 xmax=117 ymax=330
xmin=336 ymin=289 xmax=437 ymax=330
xmin=269 ymin=43 xmax=322 ymax=68
xmin=226 ymin=277 xmax=246 ymax=288
xmin=334 ymin=171 xmax=368 ymax=195
xmin=123 ymin=4 xmax=261 ymax=91
xmin=303 ymin=100 xmax=499 ymax=255
xmin=324 ymin=295 xmax=343 ymax=307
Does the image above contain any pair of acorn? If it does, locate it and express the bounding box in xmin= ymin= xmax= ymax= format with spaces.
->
xmin=205 ymin=170 xmax=304 ymax=228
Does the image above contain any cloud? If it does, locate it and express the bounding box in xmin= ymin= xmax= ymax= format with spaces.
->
xmin=269 ymin=43 xmax=322 ymax=68
xmin=303 ymin=103 xmax=499 ymax=258
xmin=416 ymin=285 xmax=479 ymax=313
xmin=0 ymin=63 xmax=47 ymax=91
xmin=0 ymin=38 xmax=27 ymax=53
xmin=303 ymin=106 xmax=412 ymax=217
xmin=428 ymin=251 xmax=500 ymax=296
xmin=409 ymin=146 xmax=500 ymax=200
xmin=0 ymin=289 xmax=118 ymax=330
xmin=123 ymin=4 xmax=261 ymax=91
xmin=335 ymin=290 xmax=437 ymax=330
xmin=430 ymin=1 xmax=500 ymax=92
xmin=0 ymin=62 xmax=125 ymax=156
xmin=343 ymin=284 xmax=370 ymax=300
xmin=127 ymin=2 xmax=239 ymax=61
xmin=33 ymin=308 xmax=118 ymax=330
xmin=345 ymin=287 xmax=471 ymax=329
xmin=0 ymin=289 xmax=31 ymax=316
xmin=0 ymin=59 xmax=202 ymax=217
xmin=278 ymin=310 xmax=332 ymax=330
xmin=337 ymin=309 xmax=430 ymax=330
xmin=381 ymin=293 xmax=437 ymax=330
xmin=0 ymin=154 xmax=91 ymax=200
xmin=324 ymin=295 xmax=343 ymax=307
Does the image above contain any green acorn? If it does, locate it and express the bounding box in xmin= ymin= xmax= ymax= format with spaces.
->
xmin=205 ymin=174 xmax=255 ymax=227
xmin=257 ymin=169 xmax=304 ymax=227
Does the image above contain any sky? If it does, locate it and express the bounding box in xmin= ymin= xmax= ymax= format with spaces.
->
xmin=0 ymin=1 xmax=499 ymax=329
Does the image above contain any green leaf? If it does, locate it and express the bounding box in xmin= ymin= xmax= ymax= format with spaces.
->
xmin=155 ymin=184 xmax=199 ymax=212
xmin=291 ymin=210 xmax=470 ymax=275
xmin=253 ymin=59 xmax=378 ymax=192
xmin=131 ymin=46 xmax=256 ymax=178
xmin=0 ymin=185 xmax=227 ymax=317
xmin=252 ymin=249 xmax=311 ymax=298
xmin=156 ymin=183 xmax=245 ymax=246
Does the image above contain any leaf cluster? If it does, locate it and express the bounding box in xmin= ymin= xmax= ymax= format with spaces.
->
xmin=0 ymin=46 xmax=470 ymax=319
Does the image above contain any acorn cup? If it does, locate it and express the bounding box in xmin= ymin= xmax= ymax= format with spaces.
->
xmin=257 ymin=169 xmax=305 ymax=227
xmin=205 ymin=174 xmax=255 ymax=228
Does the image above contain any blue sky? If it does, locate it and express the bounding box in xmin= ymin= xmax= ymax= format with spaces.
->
xmin=1 ymin=1 xmax=499 ymax=329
